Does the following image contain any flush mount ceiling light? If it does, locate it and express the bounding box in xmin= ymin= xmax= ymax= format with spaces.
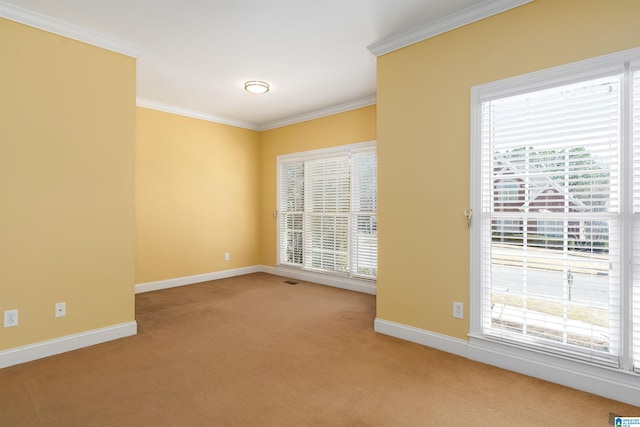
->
xmin=244 ymin=80 xmax=270 ymax=94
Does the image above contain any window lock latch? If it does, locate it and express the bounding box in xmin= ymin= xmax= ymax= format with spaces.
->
xmin=464 ymin=209 xmax=473 ymax=228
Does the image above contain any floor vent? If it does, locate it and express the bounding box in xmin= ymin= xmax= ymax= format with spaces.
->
xmin=283 ymin=280 xmax=299 ymax=285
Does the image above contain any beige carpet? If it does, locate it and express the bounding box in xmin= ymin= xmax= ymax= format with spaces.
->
xmin=1 ymin=272 xmax=638 ymax=426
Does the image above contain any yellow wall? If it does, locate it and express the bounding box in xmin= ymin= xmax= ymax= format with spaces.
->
xmin=376 ymin=0 xmax=640 ymax=340
xmin=258 ymin=106 xmax=377 ymax=266
xmin=11 ymin=0 xmax=634 ymax=356
xmin=136 ymin=104 xmax=375 ymax=283
xmin=0 ymin=19 xmax=136 ymax=350
xmin=1 ymin=15 xmax=370 ymax=353
xmin=135 ymin=108 xmax=261 ymax=283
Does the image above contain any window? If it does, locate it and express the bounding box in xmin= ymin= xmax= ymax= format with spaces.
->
xmin=277 ymin=142 xmax=377 ymax=280
xmin=496 ymin=179 xmax=520 ymax=204
xmin=470 ymin=48 xmax=640 ymax=374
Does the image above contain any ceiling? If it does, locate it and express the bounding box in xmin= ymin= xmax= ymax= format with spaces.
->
xmin=2 ymin=0 xmax=491 ymax=129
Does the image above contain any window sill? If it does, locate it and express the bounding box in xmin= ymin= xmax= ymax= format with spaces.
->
xmin=467 ymin=334 xmax=640 ymax=406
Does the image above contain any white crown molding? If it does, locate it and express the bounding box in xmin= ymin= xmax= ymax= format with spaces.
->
xmin=367 ymin=0 xmax=534 ymax=57
xmin=0 ymin=321 xmax=137 ymax=369
xmin=137 ymin=96 xmax=377 ymax=132
xmin=136 ymin=98 xmax=261 ymax=131
xmin=0 ymin=0 xmax=144 ymax=58
xmin=258 ymin=96 xmax=377 ymax=131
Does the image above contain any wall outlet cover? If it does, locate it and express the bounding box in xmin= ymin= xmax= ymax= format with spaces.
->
xmin=4 ymin=309 xmax=18 ymax=327
xmin=55 ymin=302 xmax=66 ymax=318
xmin=453 ymin=302 xmax=464 ymax=319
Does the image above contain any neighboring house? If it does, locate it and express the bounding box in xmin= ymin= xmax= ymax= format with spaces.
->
xmin=491 ymin=155 xmax=602 ymax=248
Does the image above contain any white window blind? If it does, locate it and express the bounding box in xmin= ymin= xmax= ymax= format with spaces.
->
xmin=475 ymin=70 xmax=632 ymax=367
xmin=351 ymin=148 xmax=377 ymax=278
xmin=277 ymin=142 xmax=377 ymax=280
xmin=305 ymin=155 xmax=351 ymax=273
xmin=278 ymin=161 xmax=304 ymax=266
xmin=633 ymin=65 xmax=640 ymax=372
xmin=472 ymin=50 xmax=640 ymax=377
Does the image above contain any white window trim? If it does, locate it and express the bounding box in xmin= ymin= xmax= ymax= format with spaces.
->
xmin=276 ymin=141 xmax=377 ymax=293
xmin=276 ymin=140 xmax=376 ymax=163
xmin=469 ymin=48 xmax=640 ymax=391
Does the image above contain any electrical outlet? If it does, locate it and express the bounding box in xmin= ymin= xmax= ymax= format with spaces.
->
xmin=55 ymin=302 xmax=66 ymax=318
xmin=4 ymin=309 xmax=18 ymax=328
xmin=224 ymin=252 xmax=230 ymax=261
xmin=453 ymin=302 xmax=464 ymax=319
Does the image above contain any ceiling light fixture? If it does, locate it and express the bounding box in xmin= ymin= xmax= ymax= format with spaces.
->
xmin=244 ymin=80 xmax=270 ymax=94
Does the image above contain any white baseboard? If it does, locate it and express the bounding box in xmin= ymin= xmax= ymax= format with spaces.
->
xmin=374 ymin=318 xmax=468 ymax=357
xmin=467 ymin=337 xmax=640 ymax=408
xmin=261 ymin=265 xmax=377 ymax=295
xmin=1 ymin=268 xmax=365 ymax=370
xmin=374 ymin=317 xmax=640 ymax=407
xmin=135 ymin=266 xmax=263 ymax=294
xmin=136 ymin=265 xmax=376 ymax=295
xmin=0 ymin=321 xmax=137 ymax=369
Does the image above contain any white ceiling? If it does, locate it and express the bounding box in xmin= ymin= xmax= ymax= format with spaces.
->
xmin=2 ymin=0 xmax=494 ymax=129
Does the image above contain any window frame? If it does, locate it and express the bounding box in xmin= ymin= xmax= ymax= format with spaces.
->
xmin=469 ymin=47 xmax=640 ymax=374
xmin=276 ymin=141 xmax=377 ymax=284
